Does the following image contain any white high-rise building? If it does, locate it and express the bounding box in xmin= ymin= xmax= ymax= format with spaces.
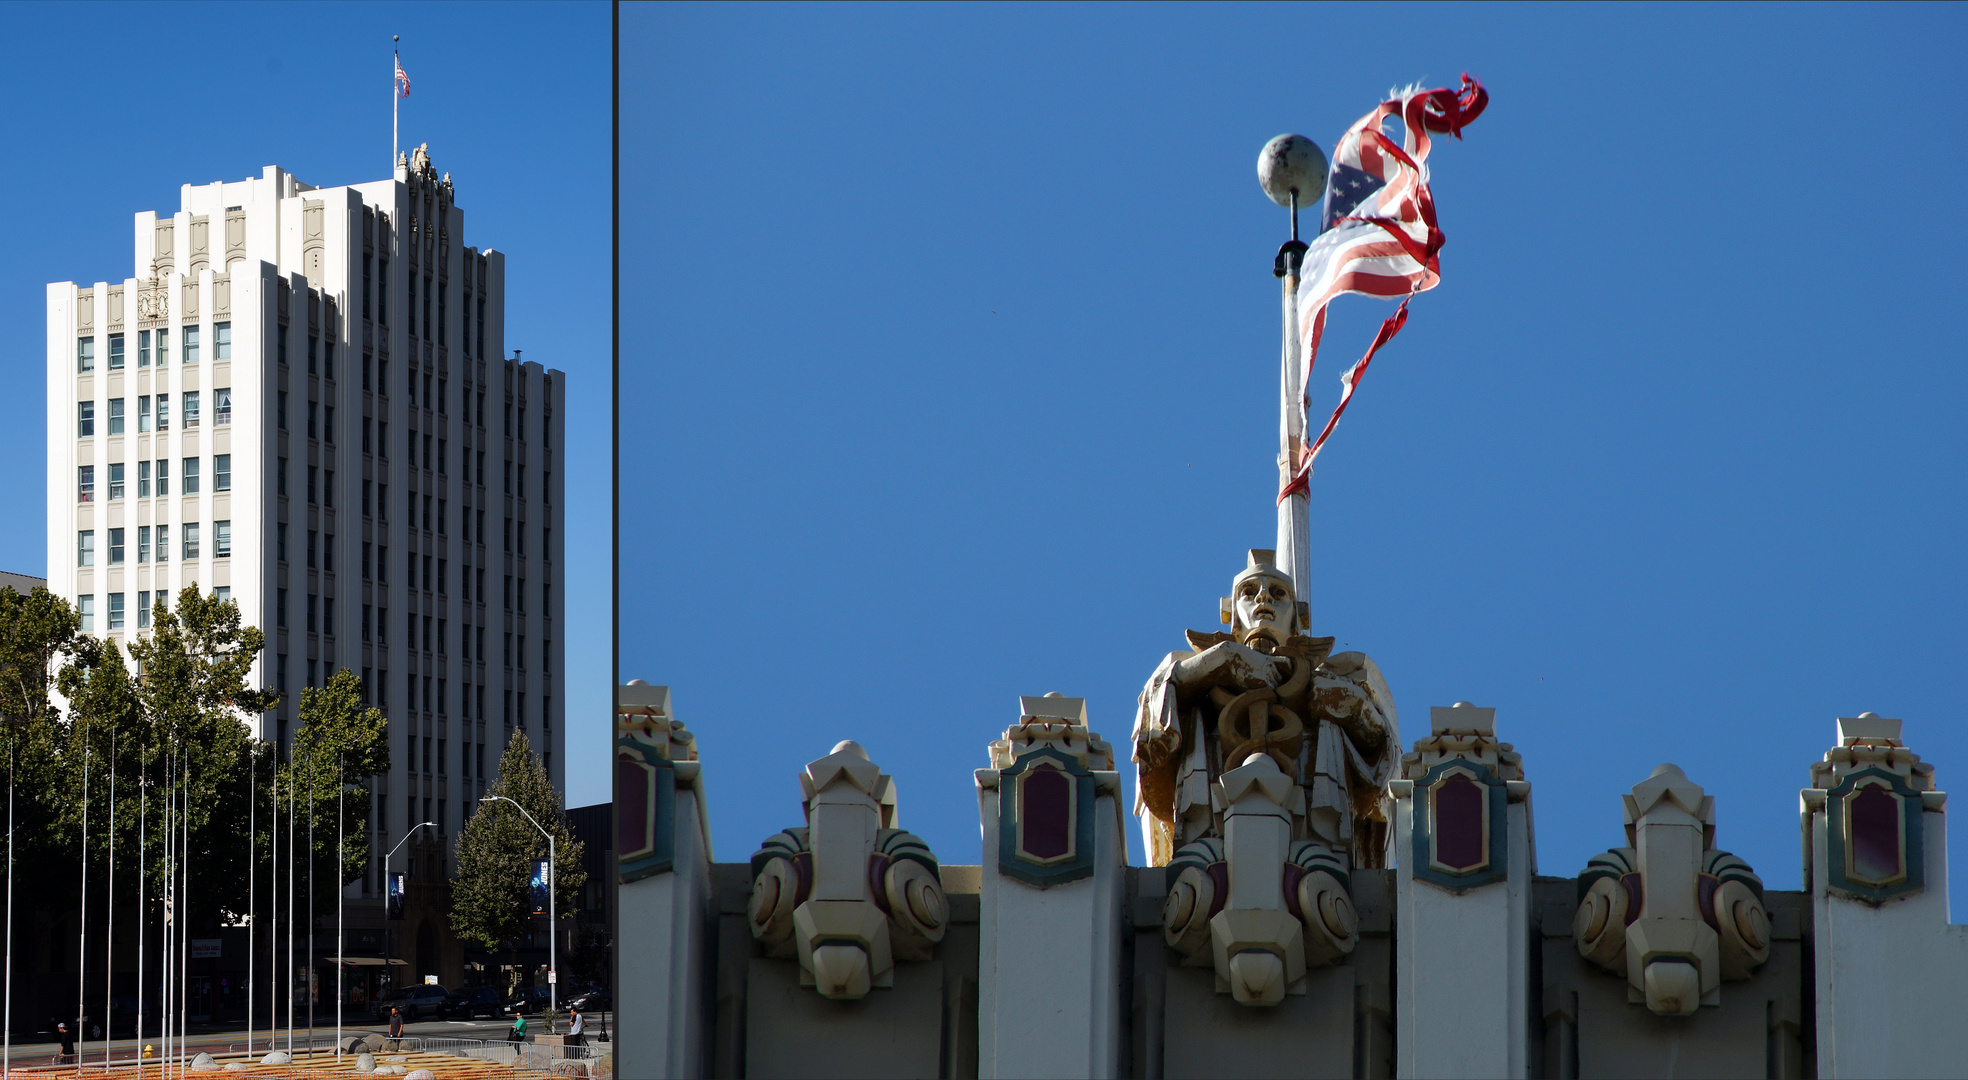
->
xmin=44 ymin=149 xmax=566 ymax=916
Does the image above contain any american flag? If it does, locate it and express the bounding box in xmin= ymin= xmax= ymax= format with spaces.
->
xmin=395 ymin=53 xmax=411 ymax=98
xmin=1280 ymin=76 xmax=1485 ymax=501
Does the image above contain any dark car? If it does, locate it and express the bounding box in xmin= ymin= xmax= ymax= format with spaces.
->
xmin=565 ymin=988 xmax=611 ymax=1013
xmin=501 ymin=987 xmax=556 ymax=1016
xmin=440 ymin=987 xmax=502 ymax=1020
xmin=373 ymin=983 xmax=450 ymax=1022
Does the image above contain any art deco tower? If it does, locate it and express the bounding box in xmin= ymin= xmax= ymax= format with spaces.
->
xmin=45 ymin=149 xmax=566 ymax=900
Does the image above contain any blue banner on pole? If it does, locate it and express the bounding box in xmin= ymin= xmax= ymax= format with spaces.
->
xmin=389 ymin=872 xmax=407 ymax=919
xmin=530 ymin=858 xmax=551 ymax=915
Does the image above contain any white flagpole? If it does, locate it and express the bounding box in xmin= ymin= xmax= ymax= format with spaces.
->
xmin=1276 ymin=192 xmax=1313 ymax=622
xmin=392 ymin=39 xmax=401 ymax=171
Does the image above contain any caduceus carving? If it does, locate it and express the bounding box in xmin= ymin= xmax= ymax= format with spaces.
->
xmin=1132 ymin=549 xmax=1400 ymax=868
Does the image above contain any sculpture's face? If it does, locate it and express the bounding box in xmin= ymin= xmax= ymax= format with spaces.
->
xmin=1235 ymin=572 xmax=1295 ymax=641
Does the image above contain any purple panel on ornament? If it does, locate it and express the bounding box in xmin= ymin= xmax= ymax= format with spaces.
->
xmin=618 ymin=760 xmax=650 ymax=856
xmin=1020 ymin=764 xmax=1072 ymax=861
xmin=1850 ymin=785 xmax=1901 ymax=882
xmin=1434 ymin=773 xmax=1485 ymax=870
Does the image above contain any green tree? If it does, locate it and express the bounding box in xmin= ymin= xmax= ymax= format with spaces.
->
xmin=451 ymin=731 xmax=586 ymax=989
xmin=0 ymin=587 xmax=81 ymax=1027
xmin=284 ymin=667 xmax=391 ymax=912
xmin=125 ymin=586 xmax=281 ymax=926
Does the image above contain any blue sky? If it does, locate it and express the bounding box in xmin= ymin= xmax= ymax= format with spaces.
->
xmin=622 ymin=2 xmax=1968 ymax=903
xmin=0 ymin=2 xmax=612 ymax=806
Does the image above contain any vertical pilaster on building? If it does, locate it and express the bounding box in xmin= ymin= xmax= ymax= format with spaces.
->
xmin=1391 ymin=703 xmax=1532 ymax=1079
xmin=976 ymin=694 xmax=1126 ymax=1079
xmin=1804 ymin=714 xmax=1968 ymax=1077
xmin=615 ymin=682 xmax=713 ymax=1079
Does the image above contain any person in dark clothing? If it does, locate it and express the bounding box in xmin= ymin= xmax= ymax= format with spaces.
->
xmin=56 ymin=1022 xmax=75 ymax=1061
xmin=388 ymin=1006 xmax=404 ymax=1039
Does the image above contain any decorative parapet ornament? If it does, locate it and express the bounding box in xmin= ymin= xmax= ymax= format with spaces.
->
xmin=1393 ymin=702 xmax=1528 ymax=893
xmin=983 ymin=694 xmax=1119 ymax=888
xmin=1572 ymin=764 xmax=1770 ymax=1016
xmin=747 ymin=741 xmax=948 ymax=1000
xmin=616 ymin=682 xmax=702 ymax=883
xmin=1802 ymin=713 xmax=1944 ymax=904
xmin=1133 ymin=549 xmax=1399 ymax=1006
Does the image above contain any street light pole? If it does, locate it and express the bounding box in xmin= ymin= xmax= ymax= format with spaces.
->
xmin=479 ymin=797 xmax=556 ymax=1020
xmin=382 ymin=823 xmax=437 ymax=1017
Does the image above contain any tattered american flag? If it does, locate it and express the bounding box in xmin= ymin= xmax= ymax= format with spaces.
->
xmin=1280 ymin=76 xmax=1486 ymax=502
xmin=395 ymin=53 xmax=412 ymax=98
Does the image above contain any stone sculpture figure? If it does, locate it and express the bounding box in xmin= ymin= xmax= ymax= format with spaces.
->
xmin=1133 ymin=549 xmax=1400 ymax=1003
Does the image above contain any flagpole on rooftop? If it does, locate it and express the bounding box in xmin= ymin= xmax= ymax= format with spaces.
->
xmin=1259 ymin=134 xmax=1326 ymax=622
xmin=392 ymin=38 xmax=400 ymax=171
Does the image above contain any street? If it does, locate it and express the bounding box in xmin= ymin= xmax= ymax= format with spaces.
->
xmin=0 ymin=1013 xmax=615 ymax=1068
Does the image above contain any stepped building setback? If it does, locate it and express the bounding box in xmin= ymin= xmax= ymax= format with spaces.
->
xmin=45 ymin=148 xmax=566 ymax=993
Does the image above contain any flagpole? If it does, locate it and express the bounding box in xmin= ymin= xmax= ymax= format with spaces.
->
xmin=1258 ymin=133 xmax=1325 ymax=618
xmin=392 ymin=42 xmax=400 ymax=171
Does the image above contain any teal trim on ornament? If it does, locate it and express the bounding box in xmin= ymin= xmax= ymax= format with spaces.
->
xmin=1823 ymin=765 xmax=1925 ymax=905
xmin=1409 ymin=757 xmax=1508 ymax=894
xmin=997 ymin=747 xmax=1097 ymax=889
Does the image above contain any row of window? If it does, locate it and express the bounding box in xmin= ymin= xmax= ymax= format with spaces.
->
xmin=79 ymin=455 xmax=231 ymax=502
xmin=79 ymin=390 xmax=231 ymax=437
xmin=74 ymin=586 xmax=228 ymax=633
xmin=79 ymin=522 xmax=228 ymax=564
xmin=76 ymin=325 xmax=229 ymax=373
xmin=360 ymin=252 xmax=488 ymax=362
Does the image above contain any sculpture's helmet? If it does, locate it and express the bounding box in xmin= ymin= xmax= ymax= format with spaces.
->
xmin=1227 ymin=549 xmax=1301 ymax=641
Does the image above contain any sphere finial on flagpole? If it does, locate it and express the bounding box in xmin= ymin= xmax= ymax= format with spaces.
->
xmin=1257 ymin=134 xmax=1327 ymax=210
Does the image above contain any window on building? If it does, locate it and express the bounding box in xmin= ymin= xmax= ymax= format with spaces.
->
xmin=182 ymin=456 xmax=199 ymax=494
xmin=325 ymin=341 xmax=336 ymax=380
xmin=108 ymin=528 xmax=124 ymax=565
xmin=325 ymin=406 xmax=335 ymax=443
xmin=307 ymin=335 xmax=317 ymax=375
xmin=138 ymin=526 xmax=151 ymax=563
xmin=77 ymin=336 xmax=95 ymax=373
xmin=215 ymin=521 xmax=230 ymax=559
xmin=363 ymin=418 xmax=372 ymax=454
xmin=156 ymin=393 xmax=169 ymax=430
xmin=379 ymin=421 xmax=388 ymax=458
xmin=183 ymin=391 xmax=199 ymax=428
xmin=306 ymin=593 xmax=316 ymax=633
xmin=156 ymin=458 xmax=169 ymax=497
xmin=278 ymin=523 xmax=287 ymax=563
xmin=422 ymin=495 xmax=432 ymax=530
xmin=78 ymin=530 xmax=95 ymax=566
xmin=214 ymin=322 xmax=230 ymax=361
xmin=214 ymin=586 xmax=230 ymax=605
xmin=377 ymin=606 xmax=388 ymax=645
xmin=518 ymin=578 xmax=526 ymax=612
xmin=476 ymin=393 xmax=485 ymax=429
xmin=137 ymin=591 xmax=151 ymax=628
xmin=504 ymin=632 xmax=512 ymax=668
xmin=183 ymin=325 xmax=200 ymax=364
xmin=476 ymin=298 xmax=485 ymax=357
xmin=138 ymin=396 xmax=151 ymax=433
xmin=324 ymin=469 xmax=334 ymax=507
xmin=362 ymin=480 xmax=372 ymax=516
xmin=276 ymin=457 xmax=286 ymax=497
xmin=438 ymin=283 xmax=447 ymax=346
xmin=156 ymin=328 xmax=169 ymax=364
xmin=108 ymin=593 xmax=124 ymax=630
xmin=438 ymin=380 xmax=447 ymax=416
xmin=183 ymin=522 xmax=200 ymax=560
xmin=215 ymin=387 xmax=231 ymax=426
xmin=109 ymin=334 xmax=125 ymax=371
xmin=307 ymin=401 xmax=317 ymax=439
xmin=362 ymin=604 xmax=371 ymax=641
xmin=438 ymin=559 xmax=447 ymax=594
xmin=278 ymin=324 xmax=288 ymax=366
xmin=78 ymin=595 xmax=94 ymax=633
xmin=78 ymin=402 xmax=94 ymax=438
xmin=278 ymin=391 xmax=287 ymax=430
xmin=438 ymin=440 xmax=446 ymax=474
xmin=363 ymin=255 xmax=373 ymax=319
xmin=517 ymin=465 xmax=524 ymax=500
xmin=139 ymin=330 xmax=151 ymax=368
xmin=362 ymin=354 xmax=373 ymax=391
xmin=517 ymin=520 xmax=525 ymax=557
xmin=214 ymin=454 xmax=230 ymax=492
xmin=379 ymin=258 xmax=389 ymax=324
xmin=155 ymin=524 xmax=168 ymax=562
xmin=324 ymin=597 xmax=334 ymax=636
xmin=108 ymin=398 xmax=124 ymax=436
xmin=307 ymin=530 xmax=317 ymax=569
xmin=423 ymin=276 xmax=432 ymax=338
xmin=77 ymin=465 xmax=95 ymax=503
xmin=307 ymin=466 xmax=317 ymax=504
xmin=544 ymin=640 xmax=551 ymax=675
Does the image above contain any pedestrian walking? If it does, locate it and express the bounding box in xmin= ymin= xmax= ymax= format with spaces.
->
xmin=567 ymin=1006 xmax=584 ymax=1047
xmin=388 ymin=1005 xmax=404 ymax=1040
xmin=56 ymin=1021 xmax=75 ymax=1063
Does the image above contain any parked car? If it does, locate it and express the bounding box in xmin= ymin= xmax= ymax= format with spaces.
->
xmin=501 ymin=987 xmax=556 ymax=1017
xmin=440 ymin=987 xmax=502 ymax=1020
xmin=565 ymin=988 xmax=611 ymax=1013
xmin=372 ymin=983 xmax=450 ymax=1022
